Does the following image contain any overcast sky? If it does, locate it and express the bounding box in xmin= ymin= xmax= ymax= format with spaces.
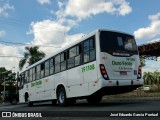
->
xmin=0 ymin=0 xmax=160 ymax=72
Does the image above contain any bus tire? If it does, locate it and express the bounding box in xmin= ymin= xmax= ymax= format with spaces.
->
xmin=87 ymin=95 xmax=102 ymax=105
xmin=25 ymin=94 xmax=33 ymax=106
xmin=57 ymin=87 xmax=67 ymax=107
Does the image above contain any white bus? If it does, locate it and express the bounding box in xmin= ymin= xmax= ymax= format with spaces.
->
xmin=19 ymin=29 xmax=143 ymax=106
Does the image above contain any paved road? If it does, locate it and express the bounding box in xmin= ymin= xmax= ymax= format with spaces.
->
xmin=0 ymin=97 xmax=160 ymax=120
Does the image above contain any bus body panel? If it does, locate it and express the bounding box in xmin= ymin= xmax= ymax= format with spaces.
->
xmin=83 ymin=61 xmax=98 ymax=83
xmin=54 ymin=71 xmax=68 ymax=95
xmin=67 ymin=65 xmax=88 ymax=97
xmin=67 ymin=66 xmax=83 ymax=86
xmin=43 ymin=76 xmax=53 ymax=100
xmin=67 ymin=83 xmax=89 ymax=98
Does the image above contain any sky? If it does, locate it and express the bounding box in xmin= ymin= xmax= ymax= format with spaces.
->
xmin=0 ymin=0 xmax=160 ymax=73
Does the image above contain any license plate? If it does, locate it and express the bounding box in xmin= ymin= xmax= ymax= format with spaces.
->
xmin=120 ymin=71 xmax=127 ymax=75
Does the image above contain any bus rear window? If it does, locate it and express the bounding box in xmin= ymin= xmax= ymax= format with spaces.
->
xmin=100 ymin=31 xmax=138 ymax=54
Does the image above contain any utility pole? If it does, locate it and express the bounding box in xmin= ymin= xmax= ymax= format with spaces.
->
xmin=3 ymin=76 xmax=5 ymax=103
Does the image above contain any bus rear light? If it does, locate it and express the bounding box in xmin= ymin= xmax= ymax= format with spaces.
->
xmin=100 ymin=65 xmax=105 ymax=69
xmin=102 ymin=70 xmax=106 ymax=74
xmin=100 ymin=64 xmax=109 ymax=80
xmin=137 ymin=66 xmax=142 ymax=79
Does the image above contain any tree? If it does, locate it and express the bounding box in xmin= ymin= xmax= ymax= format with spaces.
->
xmin=152 ymin=70 xmax=160 ymax=85
xmin=0 ymin=67 xmax=16 ymax=91
xmin=0 ymin=67 xmax=16 ymax=82
xmin=143 ymin=70 xmax=160 ymax=85
xmin=19 ymin=46 xmax=45 ymax=70
xmin=143 ymin=72 xmax=153 ymax=85
xmin=140 ymin=56 xmax=145 ymax=67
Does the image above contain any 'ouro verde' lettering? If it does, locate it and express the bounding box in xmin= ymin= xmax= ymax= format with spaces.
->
xmin=31 ymin=80 xmax=42 ymax=87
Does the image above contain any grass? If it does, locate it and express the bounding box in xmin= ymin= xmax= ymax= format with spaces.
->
xmin=147 ymin=87 xmax=160 ymax=93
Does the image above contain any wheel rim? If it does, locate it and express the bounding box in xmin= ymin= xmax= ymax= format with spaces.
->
xmin=27 ymin=96 xmax=30 ymax=103
xmin=59 ymin=91 xmax=65 ymax=104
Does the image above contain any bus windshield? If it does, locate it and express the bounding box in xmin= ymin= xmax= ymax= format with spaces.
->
xmin=100 ymin=31 xmax=138 ymax=54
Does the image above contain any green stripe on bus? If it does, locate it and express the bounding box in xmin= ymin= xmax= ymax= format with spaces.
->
xmin=31 ymin=80 xmax=42 ymax=87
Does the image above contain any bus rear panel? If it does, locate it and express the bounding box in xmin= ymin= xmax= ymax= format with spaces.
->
xmin=97 ymin=30 xmax=143 ymax=95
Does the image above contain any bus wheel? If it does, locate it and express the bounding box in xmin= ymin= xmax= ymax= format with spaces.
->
xmin=25 ymin=94 xmax=33 ymax=106
xmin=87 ymin=95 xmax=102 ymax=105
xmin=57 ymin=87 xmax=67 ymax=107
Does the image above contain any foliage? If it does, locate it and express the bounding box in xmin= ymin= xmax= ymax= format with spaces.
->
xmin=147 ymin=87 xmax=160 ymax=93
xmin=0 ymin=67 xmax=16 ymax=100
xmin=0 ymin=67 xmax=16 ymax=84
xmin=19 ymin=46 xmax=45 ymax=70
xmin=143 ymin=70 xmax=160 ymax=85
xmin=140 ymin=56 xmax=145 ymax=67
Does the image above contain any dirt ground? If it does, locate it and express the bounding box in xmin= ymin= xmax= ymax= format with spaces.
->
xmin=105 ymin=89 xmax=160 ymax=98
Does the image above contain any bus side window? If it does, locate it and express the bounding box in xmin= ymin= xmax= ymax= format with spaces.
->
xmin=83 ymin=40 xmax=90 ymax=63
xmin=36 ymin=65 xmax=40 ymax=80
xmin=40 ymin=63 xmax=45 ymax=78
xmin=61 ymin=52 xmax=66 ymax=71
xmin=49 ymin=58 xmax=54 ymax=75
xmin=29 ymin=69 xmax=33 ymax=82
xmin=22 ymin=72 xmax=25 ymax=85
xmin=20 ymin=73 xmax=24 ymax=88
xmin=83 ymin=36 xmax=96 ymax=63
xmin=19 ymin=74 xmax=22 ymax=89
xmin=89 ymin=38 xmax=96 ymax=61
xmin=67 ymin=47 xmax=76 ymax=69
xmin=22 ymin=71 xmax=25 ymax=84
xmin=28 ymin=70 xmax=30 ymax=82
xmin=75 ymin=44 xmax=82 ymax=66
xmin=45 ymin=60 xmax=50 ymax=77
xmin=25 ymin=70 xmax=28 ymax=83
xmin=55 ymin=54 xmax=60 ymax=73
xmin=69 ymin=47 xmax=76 ymax=58
xmin=32 ymin=67 xmax=36 ymax=81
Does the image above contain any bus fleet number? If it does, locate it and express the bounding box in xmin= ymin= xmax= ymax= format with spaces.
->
xmin=82 ymin=64 xmax=95 ymax=72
